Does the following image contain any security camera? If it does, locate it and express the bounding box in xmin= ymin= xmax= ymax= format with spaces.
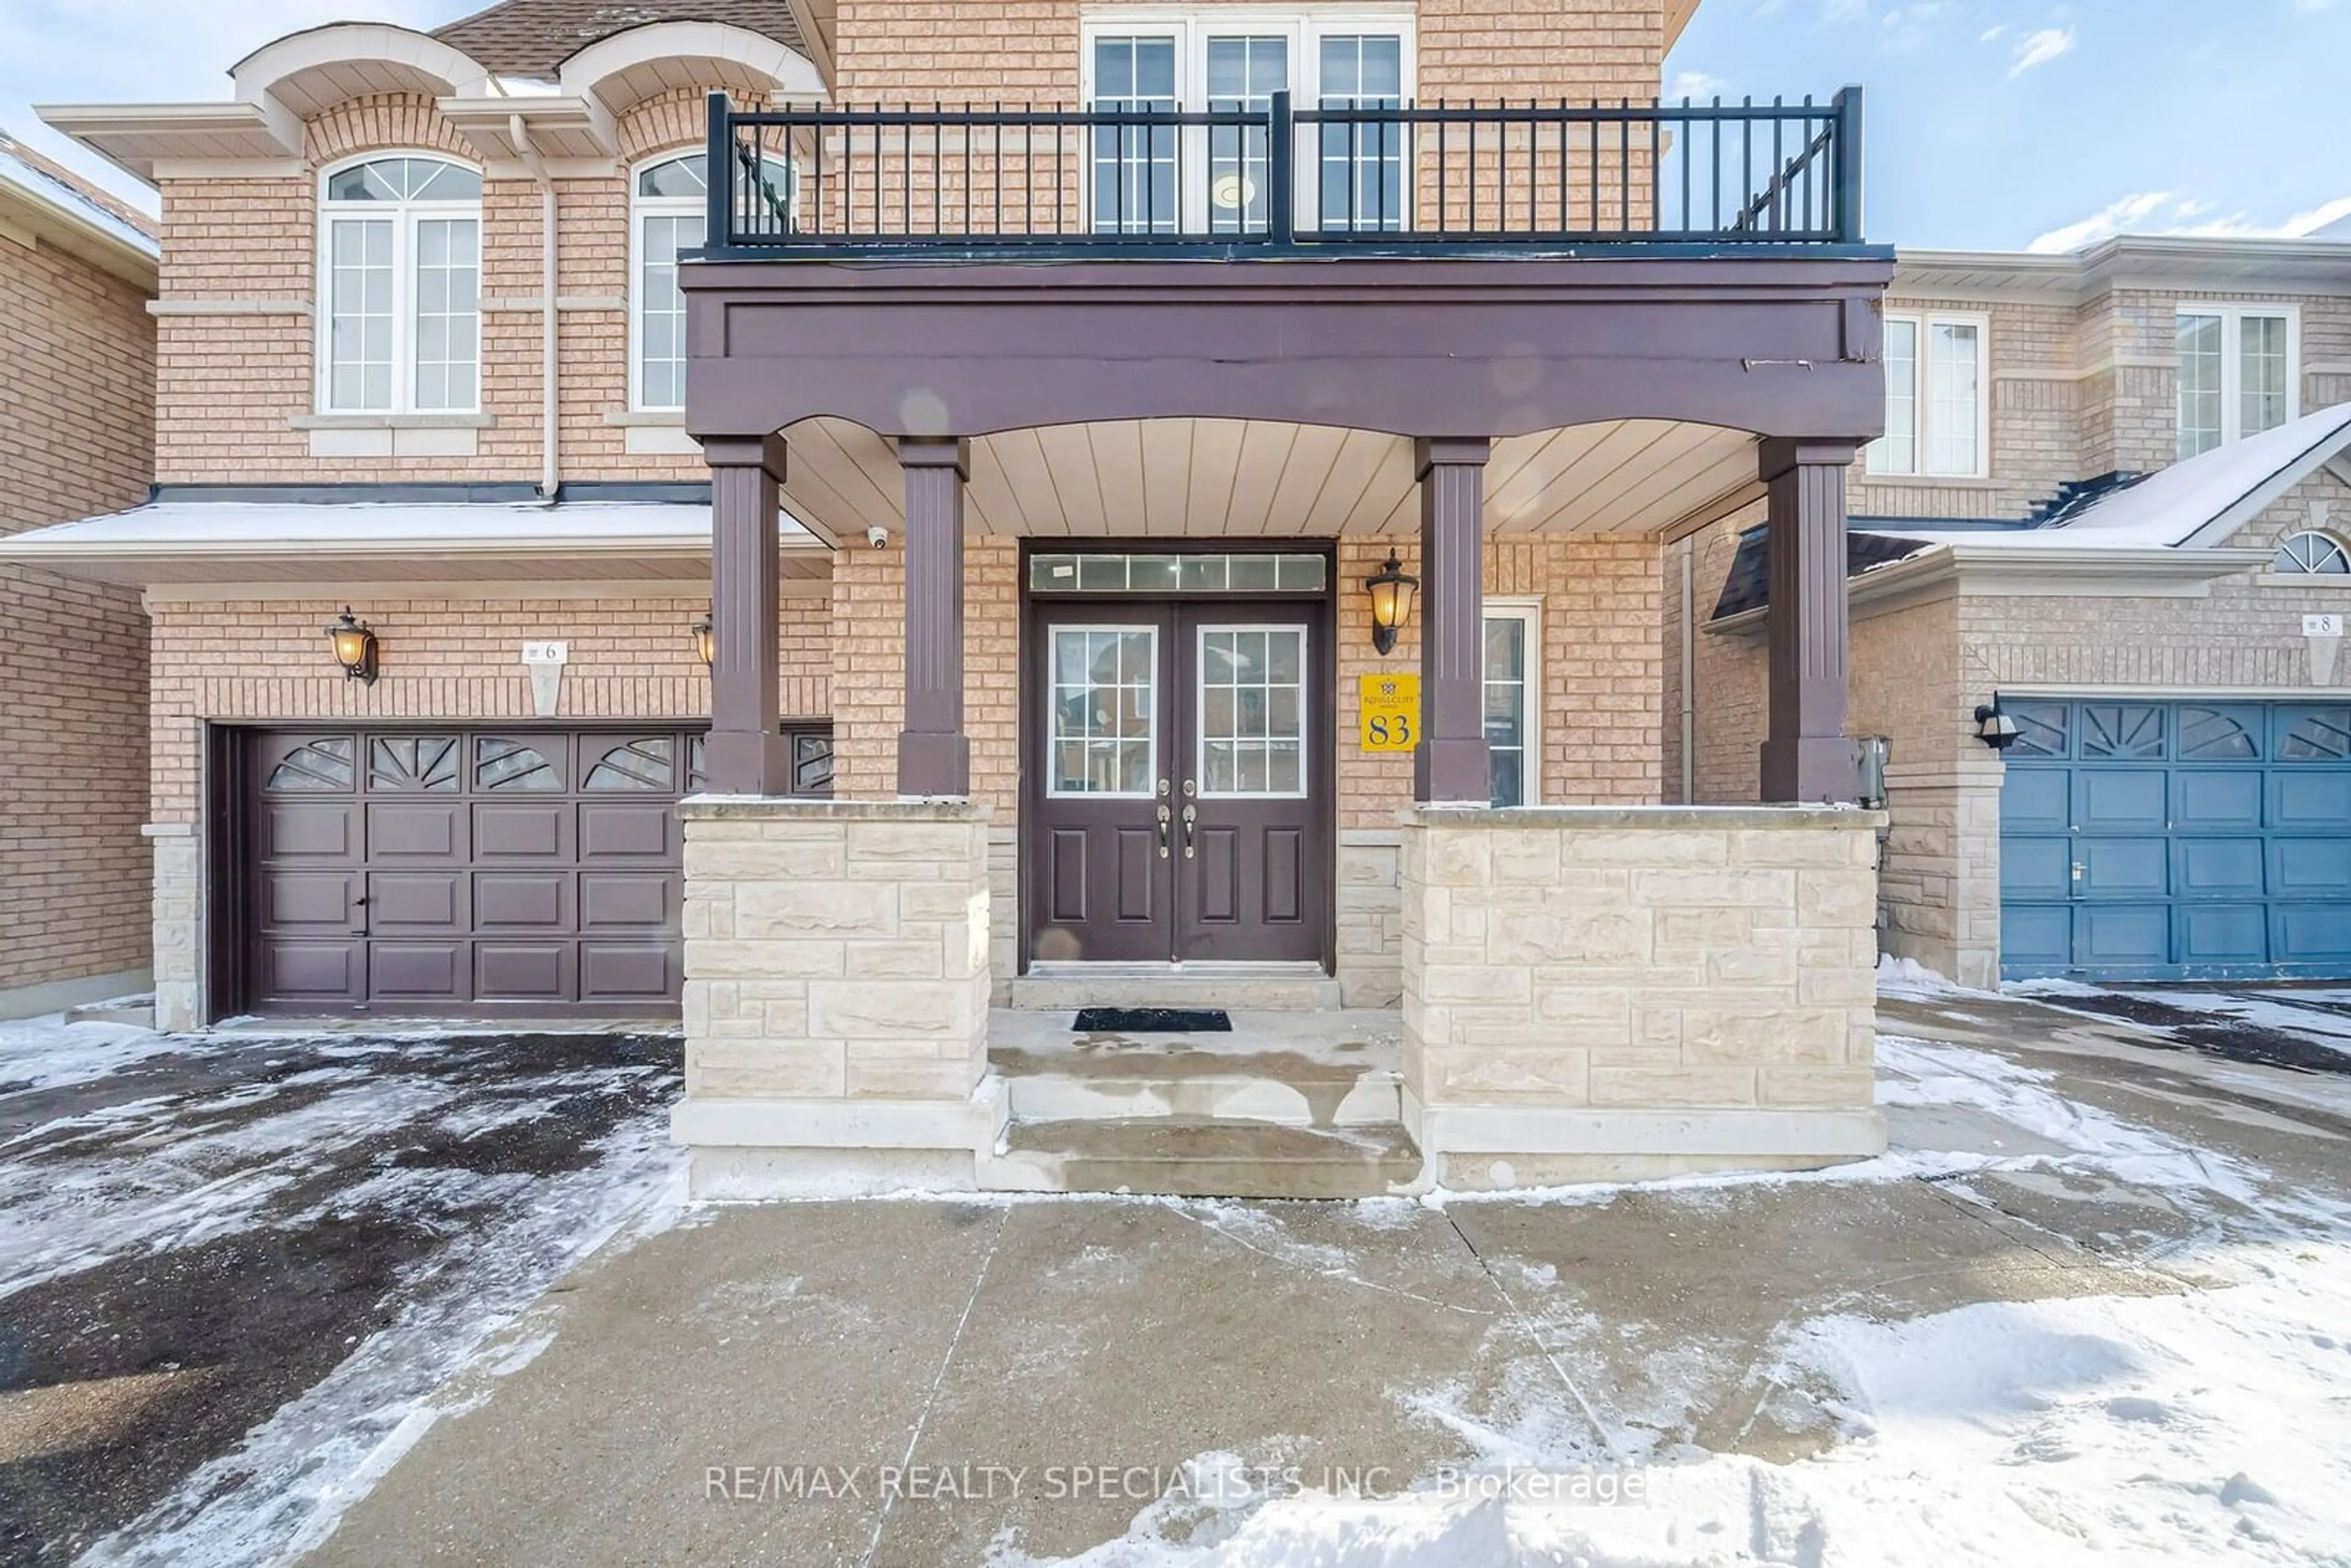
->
xmin=866 ymin=525 xmax=890 ymax=550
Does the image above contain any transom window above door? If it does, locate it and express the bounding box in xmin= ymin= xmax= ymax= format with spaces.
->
xmin=1082 ymin=10 xmax=1413 ymax=235
xmin=318 ymin=154 xmax=483 ymax=415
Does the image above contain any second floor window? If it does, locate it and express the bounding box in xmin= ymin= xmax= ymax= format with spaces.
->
xmin=1083 ymin=15 xmax=1411 ymax=236
xmin=1868 ymin=311 xmax=1984 ymax=479
xmin=634 ymin=151 xmax=796 ymax=410
xmin=2178 ymin=306 xmax=2297 ymax=459
xmin=320 ymin=155 xmax=482 ymax=414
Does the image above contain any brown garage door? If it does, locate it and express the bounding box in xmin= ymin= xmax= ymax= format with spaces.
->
xmin=239 ymin=727 xmax=708 ymax=1018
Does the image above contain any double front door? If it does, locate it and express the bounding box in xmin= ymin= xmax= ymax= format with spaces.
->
xmin=1029 ymin=602 xmax=1327 ymax=965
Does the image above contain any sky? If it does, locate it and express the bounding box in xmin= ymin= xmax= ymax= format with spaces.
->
xmin=1 ymin=0 xmax=2347 ymax=252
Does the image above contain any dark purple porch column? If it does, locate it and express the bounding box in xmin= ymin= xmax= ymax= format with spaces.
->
xmin=897 ymin=437 xmax=972 ymax=798
xmin=1414 ymin=437 xmax=1492 ymax=804
xmin=1758 ymin=437 xmax=1859 ymax=803
xmin=701 ymin=432 xmax=790 ymax=795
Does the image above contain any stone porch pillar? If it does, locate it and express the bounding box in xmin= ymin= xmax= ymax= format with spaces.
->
xmin=702 ymin=432 xmax=790 ymax=795
xmin=897 ymin=437 xmax=972 ymax=798
xmin=1414 ymin=437 xmax=1491 ymax=804
xmin=1758 ymin=438 xmax=1860 ymax=804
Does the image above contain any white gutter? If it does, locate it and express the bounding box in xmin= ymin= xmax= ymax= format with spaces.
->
xmin=509 ymin=113 xmax=560 ymax=505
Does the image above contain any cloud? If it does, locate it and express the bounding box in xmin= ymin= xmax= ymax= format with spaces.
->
xmin=1979 ymin=23 xmax=2009 ymax=41
xmin=2030 ymin=190 xmax=2351 ymax=252
xmin=1670 ymin=70 xmax=1731 ymax=100
xmin=2007 ymin=26 xmax=2076 ymax=78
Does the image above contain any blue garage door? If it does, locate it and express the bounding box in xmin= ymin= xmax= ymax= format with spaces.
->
xmin=2000 ymin=700 xmax=2351 ymax=981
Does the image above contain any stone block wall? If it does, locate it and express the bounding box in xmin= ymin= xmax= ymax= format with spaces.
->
xmin=1400 ymin=806 xmax=1885 ymax=1187
xmin=674 ymin=799 xmax=1000 ymax=1197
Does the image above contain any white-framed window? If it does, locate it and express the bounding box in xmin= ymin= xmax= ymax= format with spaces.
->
xmin=2177 ymin=304 xmax=2299 ymax=459
xmin=1048 ymin=624 xmax=1160 ymax=798
xmin=1196 ymin=623 xmax=1308 ymax=798
xmin=1080 ymin=9 xmax=1414 ymax=234
xmin=1483 ymin=599 xmax=1539 ymax=808
xmin=2273 ymin=530 xmax=2351 ymax=576
xmin=318 ymin=154 xmax=483 ymax=414
xmin=631 ymin=150 xmax=797 ymax=411
xmin=1867 ymin=310 xmax=1987 ymax=478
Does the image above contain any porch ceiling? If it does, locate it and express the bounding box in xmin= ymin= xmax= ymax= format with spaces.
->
xmin=780 ymin=417 xmax=1762 ymax=541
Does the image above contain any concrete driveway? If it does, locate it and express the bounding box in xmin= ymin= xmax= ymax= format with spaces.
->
xmin=302 ymin=988 xmax=2351 ymax=1567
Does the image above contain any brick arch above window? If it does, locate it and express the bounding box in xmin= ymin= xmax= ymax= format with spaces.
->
xmin=304 ymin=92 xmax=475 ymax=167
xmin=617 ymin=86 xmax=775 ymax=163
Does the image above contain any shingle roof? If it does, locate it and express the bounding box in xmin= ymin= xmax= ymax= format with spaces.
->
xmin=0 ymin=128 xmax=157 ymax=242
xmin=432 ymin=1 xmax=805 ymax=82
xmin=1710 ymin=527 xmax=1934 ymax=621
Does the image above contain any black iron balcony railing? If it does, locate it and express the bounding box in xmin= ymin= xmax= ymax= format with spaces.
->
xmin=699 ymin=87 xmax=1864 ymax=259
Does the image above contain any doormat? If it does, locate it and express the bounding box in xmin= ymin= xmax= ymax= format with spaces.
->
xmin=1074 ymin=1007 xmax=1232 ymax=1033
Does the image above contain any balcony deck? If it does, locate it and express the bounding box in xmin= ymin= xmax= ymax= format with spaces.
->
xmin=694 ymin=88 xmax=1869 ymax=263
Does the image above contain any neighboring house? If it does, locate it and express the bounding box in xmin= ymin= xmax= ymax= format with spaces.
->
xmin=0 ymin=130 xmax=157 ymax=1019
xmin=1671 ymin=237 xmax=2351 ymax=988
xmin=13 ymin=0 xmax=1899 ymax=1198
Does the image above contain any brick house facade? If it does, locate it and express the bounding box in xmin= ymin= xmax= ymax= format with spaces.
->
xmin=22 ymin=0 xmax=1900 ymax=1197
xmin=0 ymin=132 xmax=158 ymax=1017
xmin=1668 ymin=239 xmax=2351 ymax=987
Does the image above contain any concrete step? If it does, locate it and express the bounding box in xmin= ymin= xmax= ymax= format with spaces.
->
xmin=985 ymin=1117 xmax=1423 ymax=1199
xmin=1007 ymin=963 xmax=1343 ymax=1013
xmin=994 ymin=1050 xmax=1400 ymax=1127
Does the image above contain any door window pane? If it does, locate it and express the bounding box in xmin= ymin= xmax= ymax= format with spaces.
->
xmin=1049 ymin=627 xmax=1158 ymax=796
xmin=1091 ymin=36 xmax=1179 ymax=234
xmin=1198 ymin=627 xmax=1307 ymax=797
xmin=2177 ymin=313 xmax=2223 ymax=459
xmin=1319 ymin=34 xmax=1405 ymax=231
xmin=1484 ymin=613 xmax=1529 ymax=807
xmin=1206 ymin=35 xmax=1286 ymax=233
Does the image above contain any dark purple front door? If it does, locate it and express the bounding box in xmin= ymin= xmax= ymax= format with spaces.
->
xmin=1027 ymin=600 xmax=1327 ymax=967
xmin=241 ymin=728 xmax=702 ymax=1016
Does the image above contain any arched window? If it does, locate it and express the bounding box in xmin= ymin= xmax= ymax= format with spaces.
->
xmin=319 ymin=155 xmax=483 ymax=414
xmin=2273 ymin=530 xmax=2351 ymax=576
xmin=632 ymin=150 xmax=793 ymax=410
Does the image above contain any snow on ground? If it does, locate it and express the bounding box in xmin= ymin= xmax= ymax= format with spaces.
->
xmin=0 ymin=1013 xmax=183 ymax=1093
xmin=0 ymin=1018 xmax=684 ymax=1567
xmin=1000 ymin=1035 xmax=2351 ymax=1568
xmin=2011 ymin=981 xmax=2351 ymax=1052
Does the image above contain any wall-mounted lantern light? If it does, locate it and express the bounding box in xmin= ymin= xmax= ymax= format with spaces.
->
xmin=692 ymin=615 xmax=716 ymax=669
xmin=1974 ymin=700 xmax=2020 ymax=751
xmin=1364 ymin=549 xmax=1419 ymax=656
xmin=326 ymin=607 xmax=377 ymax=685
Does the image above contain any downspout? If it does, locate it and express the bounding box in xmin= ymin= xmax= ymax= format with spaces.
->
xmin=1678 ymin=537 xmax=1695 ymax=805
xmin=510 ymin=114 xmax=560 ymax=505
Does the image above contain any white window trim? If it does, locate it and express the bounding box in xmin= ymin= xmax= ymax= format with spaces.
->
xmin=1193 ymin=621 xmax=1310 ymax=800
xmin=630 ymin=149 xmax=702 ymax=413
xmin=1078 ymin=7 xmax=1417 ymax=233
xmin=1483 ymin=596 xmax=1540 ymax=807
xmin=1867 ymin=309 xmax=1989 ymax=480
xmin=1045 ymin=623 xmax=1162 ymax=801
xmin=2175 ymin=302 xmax=2301 ymax=455
xmin=314 ymin=152 xmax=484 ymax=417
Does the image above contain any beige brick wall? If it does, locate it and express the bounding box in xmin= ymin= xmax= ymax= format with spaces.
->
xmin=0 ymin=220 xmax=156 ymax=999
xmin=144 ymin=594 xmax=834 ymax=822
xmin=837 ymin=0 xmax=1668 ymax=104
xmin=1400 ymin=806 xmax=1883 ymax=1186
xmin=153 ymin=89 xmax=756 ymax=489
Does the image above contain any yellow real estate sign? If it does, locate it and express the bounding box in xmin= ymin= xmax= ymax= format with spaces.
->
xmin=1358 ymin=672 xmax=1420 ymax=752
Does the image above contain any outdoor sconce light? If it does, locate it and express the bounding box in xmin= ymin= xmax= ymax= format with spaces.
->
xmin=1364 ymin=549 xmax=1419 ymax=656
xmin=692 ymin=615 xmax=716 ymax=669
xmin=326 ymin=607 xmax=377 ymax=685
xmin=1975 ymin=701 xmax=2020 ymax=751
